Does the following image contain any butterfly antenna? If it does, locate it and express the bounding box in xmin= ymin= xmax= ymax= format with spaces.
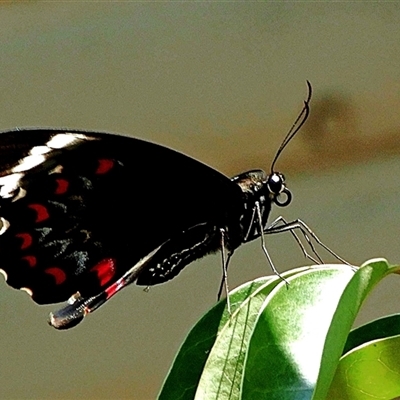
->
xmin=270 ymin=81 xmax=312 ymax=172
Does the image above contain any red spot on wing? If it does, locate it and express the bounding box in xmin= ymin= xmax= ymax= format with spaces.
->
xmin=55 ymin=178 xmax=69 ymax=194
xmin=21 ymin=255 xmax=37 ymax=267
xmin=104 ymin=278 xmax=125 ymax=300
xmin=15 ymin=233 xmax=32 ymax=249
xmin=28 ymin=204 xmax=49 ymax=222
xmin=90 ymin=258 xmax=116 ymax=286
xmin=105 ymin=282 xmax=118 ymax=299
xmin=96 ymin=159 xmax=114 ymax=175
xmin=44 ymin=267 xmax=66 ymax=285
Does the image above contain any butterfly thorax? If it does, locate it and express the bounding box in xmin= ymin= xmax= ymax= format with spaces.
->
xmin=231 ymin=169 xmax=289 ymax=245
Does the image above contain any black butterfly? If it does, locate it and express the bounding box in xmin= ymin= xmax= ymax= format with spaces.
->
xmin=0 ymin=82 xmax=339 ymax=329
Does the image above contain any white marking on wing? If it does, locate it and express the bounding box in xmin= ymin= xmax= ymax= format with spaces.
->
xmin=30 ymin=145 xmax=52 ymax=155
xmin=46 ymin=133 xmax=91 ymax=149
xmin=0 ymin=217 xmax=10 ymax=235
xmin=0 ymin=173 xmax=24 ymax=198
xmin=0 ymin=268 xmax=8 ymax=281
xmin=20 ymin=287 xmax=33 ymax=297
xmin=13 ymin=154 xmax=46 ymax=172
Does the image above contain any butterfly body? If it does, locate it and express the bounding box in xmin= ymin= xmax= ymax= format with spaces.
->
xmin=0 ymin=129 xmax=286 ymax=319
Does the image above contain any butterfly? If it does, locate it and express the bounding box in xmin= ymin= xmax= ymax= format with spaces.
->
xmin=0 ymin=82 xmax=339 ymax=329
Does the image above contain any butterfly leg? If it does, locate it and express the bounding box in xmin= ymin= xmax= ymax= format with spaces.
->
xmin=266 ymin=215 xmax=322 ymax=264
xmin=217 ymin=228 xmax=234 ymax=314
xmin=255 ymin=202 xmax=289 ymax=284
xmin=264 ymin=217 xmax=349 ymax=265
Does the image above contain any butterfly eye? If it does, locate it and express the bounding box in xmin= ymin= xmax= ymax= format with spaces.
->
xmin=266 ymin=173 xmax=292 ymax=207
xmin=266 ymin=173 xmax=285 ymax=195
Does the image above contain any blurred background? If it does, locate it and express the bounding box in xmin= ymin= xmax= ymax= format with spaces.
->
xmin=0 ymin=3 xmax=400 ymax=399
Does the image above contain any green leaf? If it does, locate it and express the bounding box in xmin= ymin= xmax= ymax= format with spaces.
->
xmin=159 ymin=259 xmax=399 ymax=400
xmin=344 ymin=314 xmax=400 ymax=355
xmin=329 ymin=335 xmax=400 ymax=399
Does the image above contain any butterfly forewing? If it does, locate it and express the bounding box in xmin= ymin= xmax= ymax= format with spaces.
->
xmin=0 ymin=129 xmax=244 ymax=305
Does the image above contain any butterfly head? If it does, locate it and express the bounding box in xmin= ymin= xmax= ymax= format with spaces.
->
xmin=266 ymin=172 xmax=292 ymax=207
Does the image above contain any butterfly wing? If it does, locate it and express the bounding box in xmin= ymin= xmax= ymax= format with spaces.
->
xmin=0 ymin=129 xmax=244 ymax=305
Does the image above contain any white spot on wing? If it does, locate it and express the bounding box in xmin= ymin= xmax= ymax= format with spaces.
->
xmin=46 ymin=133 xmax=89 ymax=149
xmin=0 ymin=268 xmax=8 ymax=281
xmin=13 ymin=154 xmax=46 ymax=172
xmin=30 ymin=145 xmax=52 ymax=155
xmin=50 ymin=165 xmax=63 ymax=174
xmin=0 ymin=217 xmax=10 ymax=235
xmin=20 ymin=287 xmax=33 ymax=297
xmin=0 ymin=173 xmax=24 ymax=198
